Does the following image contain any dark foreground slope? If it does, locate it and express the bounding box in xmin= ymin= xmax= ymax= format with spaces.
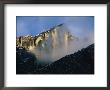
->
xmin=35 ymin=44 xmax=94 ymax=74
xmin=16 ymin=44 xmax=94 ymax=74
xmin=16 ymin=47 xmax=36 ymax=74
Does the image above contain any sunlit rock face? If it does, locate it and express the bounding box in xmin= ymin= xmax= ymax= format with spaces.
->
xmin=16 ymin=24 xmax=78 ymax=64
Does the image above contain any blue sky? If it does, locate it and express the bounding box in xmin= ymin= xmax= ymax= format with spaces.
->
xmin=16 ymin=16 xmax=94 ymax=37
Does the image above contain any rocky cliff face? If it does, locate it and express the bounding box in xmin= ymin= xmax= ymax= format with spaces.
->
xmin=16 ymin=24 xmax=78 ymax=63
xmin=17 ymin=24 xmax=75 ymax=49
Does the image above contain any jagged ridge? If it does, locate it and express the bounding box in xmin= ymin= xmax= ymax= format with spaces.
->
xmin=16 ymin=23 xmax=75 ymax=50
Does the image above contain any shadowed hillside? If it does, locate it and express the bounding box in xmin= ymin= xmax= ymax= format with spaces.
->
xmin=16 ymin=44 xmax=94 ymax=74
xmin=34 ymin=44 xmax=94 ymax=74
xmin=16 ymin=47 xmax=39 ymax=74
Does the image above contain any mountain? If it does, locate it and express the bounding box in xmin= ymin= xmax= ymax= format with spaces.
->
xmin=16 ymin=24 xmax=76 ymax=50
xmin=16 ymin=24 xmax=78 ymax=64
xmin=16 ymin=23 xmax=94 ymax=74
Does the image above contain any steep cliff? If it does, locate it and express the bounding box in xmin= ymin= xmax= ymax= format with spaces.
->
xmin=16 ymin=24 xmax=76 ymax=49
xmin=16 ymin=24 xmax=78 ymax=63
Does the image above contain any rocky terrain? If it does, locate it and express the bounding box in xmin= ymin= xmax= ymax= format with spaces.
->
xmin=16 ymin=44 xmax=94 ymax=74
xmin=16 ymin=24 xmax=75 ymax=50
xmin=34 ymin=44 xmax=94 ymax=74
xmin=16 ymin=24 xmax=94 ymax=74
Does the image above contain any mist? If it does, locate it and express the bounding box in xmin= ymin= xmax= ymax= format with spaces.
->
xmin=29 ymin=24 xmax=94 ymax=64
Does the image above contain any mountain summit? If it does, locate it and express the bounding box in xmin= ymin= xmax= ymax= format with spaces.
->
xmin=16 ymin=24 xmax=78 ymax=63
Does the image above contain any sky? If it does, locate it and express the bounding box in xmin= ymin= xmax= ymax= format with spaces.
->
xmin=16 ymin=16 xmax=94 ymax=37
